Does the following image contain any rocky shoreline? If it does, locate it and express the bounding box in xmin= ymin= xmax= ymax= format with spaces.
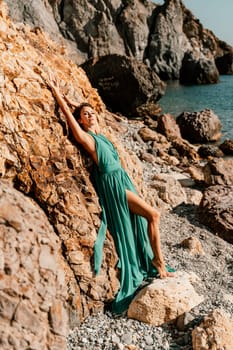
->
xmin=0 ymin=2 xmax=232 ymax=348
xmin=67 ymin=116 xmax=233 ymax=350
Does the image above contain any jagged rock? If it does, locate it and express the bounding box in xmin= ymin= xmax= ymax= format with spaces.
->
xmin=127 ymin=271 xmax=204 ymax=326
xmin=146 ymin=0 xmax=190 ymax=80
xmin=219 ymin=139 xmax=233 ymax=156
xmin=49 ymin=0 xmax=155 ymax=61
xmin=0 ymin=180 xmax=69 ymax=349
xmin=199 ymin=185 xmax=233 ymax=244
xmin=3 ymin=0 xmax=60 ymax=40
xmin=203 ymin=158 xmax=233 ymax=186
xmin=192 ymin=309 xmax=233 ymax=350
xmin=81 ymin=54 xmax=165 ymax=115
xmin=180 ymin=51 xmax=219 ymax=85
xmin=176 ymin=109 xmax=222 ymax=144
xmin=115 ymin=0 xmax=155 ymax=59
xmin=156 ymin=113 xmax=182 ymax=140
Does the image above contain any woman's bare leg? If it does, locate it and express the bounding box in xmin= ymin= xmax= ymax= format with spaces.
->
xmin=126 ymin=190 xmax=174 ymax=278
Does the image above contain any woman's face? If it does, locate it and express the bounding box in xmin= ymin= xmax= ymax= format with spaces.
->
xmin=79 ymin=106 xmax=98 ymax=131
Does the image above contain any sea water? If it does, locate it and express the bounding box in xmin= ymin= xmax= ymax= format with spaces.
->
xmin=159 ymin=75 xmax=233 ymax=141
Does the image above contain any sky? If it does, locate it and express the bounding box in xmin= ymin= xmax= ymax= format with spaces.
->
xmin=154 ymin=0 xmax=233 ymax=46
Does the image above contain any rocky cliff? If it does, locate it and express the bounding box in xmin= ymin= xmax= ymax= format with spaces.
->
xmin=4 ymin=0 xmax=233 ymax=78
xmin=4 ymin=0 xmax=232 ymax=116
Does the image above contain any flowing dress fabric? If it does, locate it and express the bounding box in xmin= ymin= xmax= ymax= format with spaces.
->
xmin=90 ymin=132 xmax=164 ymax=313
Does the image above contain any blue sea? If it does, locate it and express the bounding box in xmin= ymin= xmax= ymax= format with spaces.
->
xmin=159 ymin=75 xmax=233 ymax=141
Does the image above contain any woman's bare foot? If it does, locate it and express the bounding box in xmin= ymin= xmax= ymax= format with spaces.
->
xmin=152 ymin=258 xmax=175 ymax=279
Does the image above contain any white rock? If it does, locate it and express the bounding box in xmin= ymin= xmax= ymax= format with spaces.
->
xmin=127 ymin=271 xmax=204 ymax=326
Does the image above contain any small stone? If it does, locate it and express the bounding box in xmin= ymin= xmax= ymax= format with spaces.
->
xmin=144 ymin=335 xmax=154 ymax=345
xmin=121 ymin=332 xmax=133 ymax=345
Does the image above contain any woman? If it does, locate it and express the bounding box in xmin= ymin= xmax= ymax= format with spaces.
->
xmin=47 ymin=75 xmax=174 ymax=314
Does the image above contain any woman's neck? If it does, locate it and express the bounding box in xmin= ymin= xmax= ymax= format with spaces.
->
xmin=87 ymin=126 xmax=100 ymax=134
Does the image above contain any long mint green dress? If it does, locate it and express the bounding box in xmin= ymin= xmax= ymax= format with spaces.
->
xmin=89 ymin=131 xmax=173 ymax=314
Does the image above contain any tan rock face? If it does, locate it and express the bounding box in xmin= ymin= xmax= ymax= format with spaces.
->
xmin=0 ymin=181 xmax=69 ymax=349
xmin=0 ymin=2 xmax=124 ymax=324
xmin=192 ymin=309 xmax=233 ymax=350
xmin=127 ymin=271 xmax=204 ymax=326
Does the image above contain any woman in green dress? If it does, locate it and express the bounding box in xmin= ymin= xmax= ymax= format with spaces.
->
xmin=48 ymin=75 xmax=174 ymax=313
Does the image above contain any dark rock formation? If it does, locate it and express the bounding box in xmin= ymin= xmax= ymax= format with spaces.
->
xmin=176 ymin=109 xmax=222 ymax=144
xmin=198 ymin=145 xmax=224 ymax=159
xmin=203 ymin=158 xmax=233 ymax=186
xmin=199 ymin=185 xmax=233 ymax=244
xmin=81 ymin=54 xmax=165 ymax=115
xmin=180 ymin=51 xmax=219 ymax=85
xmin=219 ymin=139 xmax=233 ymax=156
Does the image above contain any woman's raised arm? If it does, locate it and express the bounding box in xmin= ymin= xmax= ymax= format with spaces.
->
xmin=46 ymin=74 xmax=96 ymax=157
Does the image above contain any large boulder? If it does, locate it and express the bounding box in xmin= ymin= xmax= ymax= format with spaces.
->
xmin=199 ymin=185 xmax=233 ymax=244
xmin=176 ymin=109 xmax=222 ymax=144
xmin=128 ymin=271 xmax=204 ymax=326
xmin=81 ymin=54 xmax=165 ymax=115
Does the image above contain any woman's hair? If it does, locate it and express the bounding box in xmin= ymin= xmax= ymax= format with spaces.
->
xmin=73 ymin=102 xmax=94 ymax=121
